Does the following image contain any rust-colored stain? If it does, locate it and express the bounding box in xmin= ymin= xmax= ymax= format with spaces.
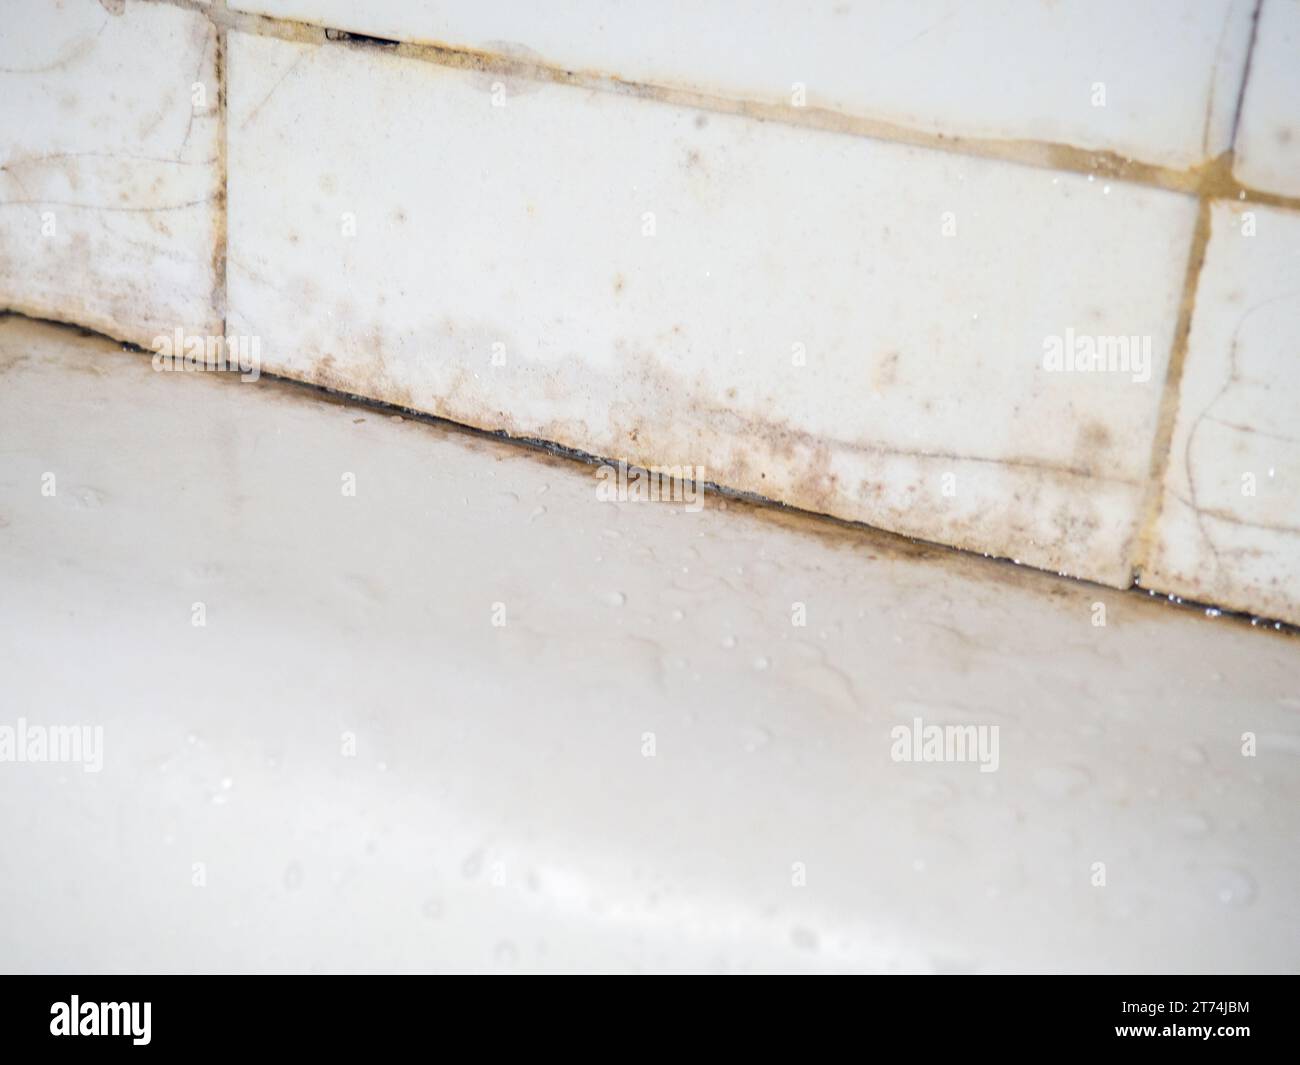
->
xmin=1131 ymin=196 xmax=1217 ymax=582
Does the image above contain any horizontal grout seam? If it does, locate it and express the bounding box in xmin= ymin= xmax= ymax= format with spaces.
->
xmin=138 ymin=0 xmax=1300 ymax=209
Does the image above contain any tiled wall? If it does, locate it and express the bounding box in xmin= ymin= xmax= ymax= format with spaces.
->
xmin=0 ymin=0 xmax=221 ymax=345
xmin=3 ymin=0 xmax=1298 ymax=623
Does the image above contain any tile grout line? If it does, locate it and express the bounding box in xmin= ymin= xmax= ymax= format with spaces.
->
xmin=213 ymin=2 xmax=229 ymax=341
xmin=1129 ymin=198 xmax=1215 ymax=586
xmin=135 ymin=0 xmax=1300 ymax=209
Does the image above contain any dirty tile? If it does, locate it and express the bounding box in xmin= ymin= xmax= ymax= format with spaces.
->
xmin=231 ymin=0 xmax=1254 ymax=169
xmin=1233 ymin=0 xmax=1300 ymax=198
xmin=0 ymin=0 xmax=221 ymax=346
xmin=1140 ymin=202 xmax=1300 ymax=625
xmin=228 ymin=32 xmax=1196 ymax=587
xmin=3 ymin=315 xmax=1299 ymax=973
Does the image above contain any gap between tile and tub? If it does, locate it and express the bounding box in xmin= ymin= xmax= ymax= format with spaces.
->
xmin=6 ymin=308 xmax=1296 ymax=642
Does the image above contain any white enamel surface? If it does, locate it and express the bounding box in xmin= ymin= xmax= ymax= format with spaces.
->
xmin=0 ymin=0 xmax=220 ymax=345
xmin=1141 ymin=202 xmax=1300 ymax=626
xmin=231 ymin=0 xmax=1254 ymax=169
xmin=1234 ymin=0 xmax=1300 ymax=198
xmin=1 ymin=317 xmax=1297 ymax=973
xmin=228 ymin=31 xmax=1197 ymax=588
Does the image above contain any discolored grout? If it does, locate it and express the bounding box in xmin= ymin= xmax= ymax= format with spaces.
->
xmin=137 ymin=0 xmax=1300 ymax=210
xmin=211 ymin=3 xmax=228 ymax=335
xmin=1131 ymin=198 xmax=1216 ymax=585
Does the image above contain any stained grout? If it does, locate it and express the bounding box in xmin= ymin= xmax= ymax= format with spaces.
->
xmin=212 ymin=3 xmax=229 ymax=336
xmin=1131 ymin=199 xmax=1216 ymax=588
xmin=138 ymin=0 xmax=1300 ymax=210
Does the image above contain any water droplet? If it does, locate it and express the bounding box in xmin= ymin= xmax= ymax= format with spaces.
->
xmin=669 ymin=609 xmax=684 ymax=622
xmin=1202 ymin=865 xmax=1257 ymax=907
xmin=528 ymin=504 xmax=547 ymax=522
xmin=741 ymin=726 xmax=771 ymax=753
xmin=1033 ymin=765 xmax=1092 ymax=798
xmin=494 ymin=940 xmax=519 ymax=965
xmin=1173 ymin=812 xmax=1212 ymax=837
xmin=421 ymin=896 xmax=444 ymax=919
xmin=721 ymin=634 xmax=737 ymax=649
xmin=284 ymin=861 xmax=303 ymax=890
xmin=752 ymin=655 xmax=770 ymax=671
xmin=462 ymin=850 xmax=484 ymax=878
xmin=603 ymin=590 xmax=626 ymax=607
xmin=790 ymin=927 xmax=819 ymax=952
xmin=219 ymin=777 xmax=233 ymax=791
xmin=1179 ymin=743 xmax=1207 ymax=766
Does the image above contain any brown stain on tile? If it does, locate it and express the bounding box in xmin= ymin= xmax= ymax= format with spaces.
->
xmin=256 ymin=298 xmax=1142 ymax=583
xmin=7 ymin=309 xmax=1296 ymax=638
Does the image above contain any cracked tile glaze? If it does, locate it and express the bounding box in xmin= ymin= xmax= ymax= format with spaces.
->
xmin=231 ymin=0 xmax=1255 ymax=171
xmin=2 ymin=315 xmax=1298 ymax=973
xmin=0 ymin=0 xmax=221 ymax=345
xmin=228 ymin=31 xmax=1196 ymax=586
xmin=1233 ymin=0 xmax=1300 ymax=199
xmin=1140 ymin=202 xmax=1300 ymax=625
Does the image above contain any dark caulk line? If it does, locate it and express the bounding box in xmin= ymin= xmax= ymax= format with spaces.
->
xmin=4 ymin=308 xmax=1292 ymax=641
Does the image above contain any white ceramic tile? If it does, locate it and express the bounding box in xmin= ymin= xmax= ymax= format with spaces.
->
xmin=228 ymin=32 xmax=1197 ymax=587
xmin=0 ymin=0 xmax=221 ymax=345
xmin=1141 ymin=202 xmax=1300 ymax=625
xmin=3 ymin=316 xmax=1298 ymax=973
xmin=1233 ymin=0 xmax=1300 ymax=198
xmin=231 ymin=0 xmax=1254 ymax=169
